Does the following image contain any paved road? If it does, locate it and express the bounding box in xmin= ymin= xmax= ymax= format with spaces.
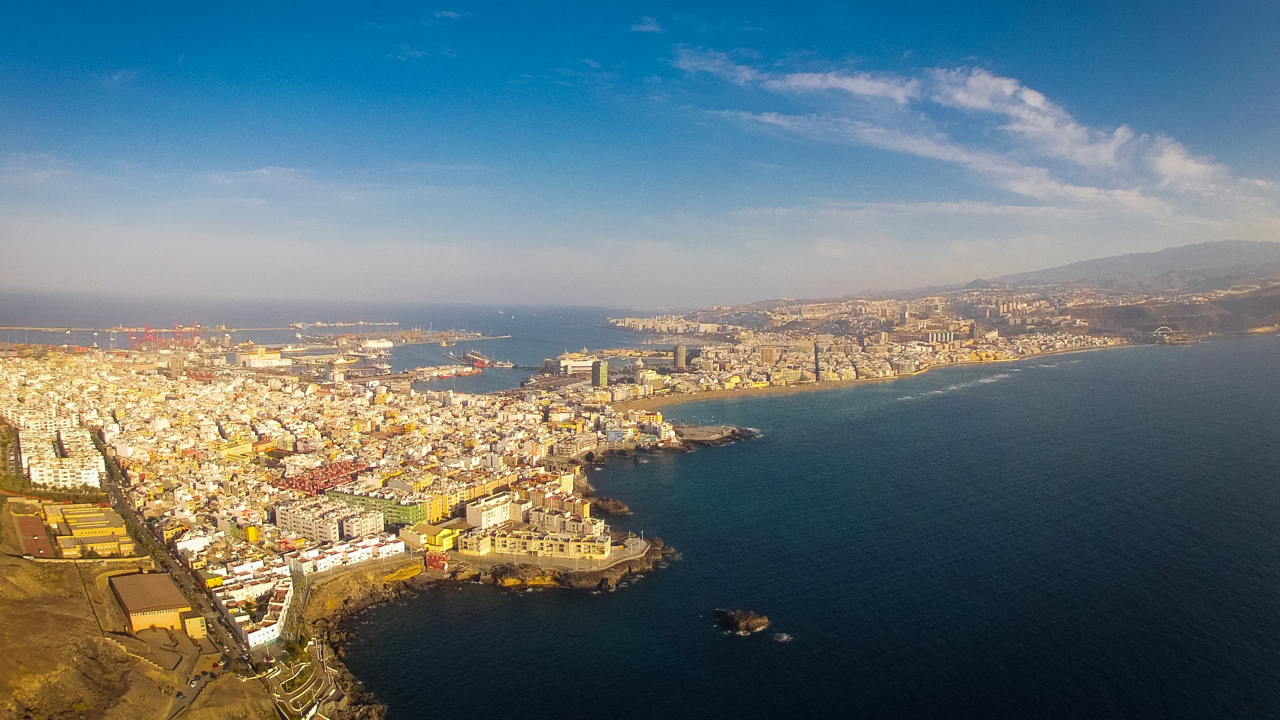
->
xmin=99 ymin=458 xmax=251 ymax=666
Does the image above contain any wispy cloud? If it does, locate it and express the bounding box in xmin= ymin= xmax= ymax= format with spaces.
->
xmin=1149 ymin=135 xmax=1231 ymax=195
xmin=764 ymin=71 xmax=920 ymax=105
xmin=929 ymin=67 xmax=1133 ymax=169
xmin=675 ymin=47 xmax=917 ymax=103
xmin=390 ymin=45 xmax=429 ymax=60
xmin=672 ymin=47 xmax=759 ymax=84
xmin=0 ymin=153 xmax=80 ymax=186
xmin=93 ymin=69 xmax=138 ymax=88
xmin=670 ymin=15 xmax=764 ymax=34
xmin=205 ymin=166 xmax=306 ymax=185
xmin=630 ymin=17 xmax=663 ymax=33
xmin=728 ymin=110 xmax=1166 ymax=212
xmin=677 ymin=47 xmax=1275 ymax=223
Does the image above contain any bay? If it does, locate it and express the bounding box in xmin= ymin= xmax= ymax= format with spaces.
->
xmin=344 ymin=335 xmax=1280 ymax=719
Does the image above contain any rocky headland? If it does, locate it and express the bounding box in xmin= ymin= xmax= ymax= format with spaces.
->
xmin=589 ymin=496 xmax=632 ymax=516
xmin=305 ymin=538 xmax=676 ymax=719
xmin=675 ymin=425 xmax=761 ymax=449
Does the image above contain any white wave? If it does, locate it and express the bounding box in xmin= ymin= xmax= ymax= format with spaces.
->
xmin=773 ymin=633 xmax=793 ymax=642
xmin=978 ymin=373 xmax=1010 ymax=383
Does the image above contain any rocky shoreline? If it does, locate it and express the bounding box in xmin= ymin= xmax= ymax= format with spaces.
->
xmin=305 ymin=424 xmax=739 ymax=718
xmin=307 ymin=538 xmax=676 ymax=719
xmin=677 ymin=426 xmax=760 ymax=449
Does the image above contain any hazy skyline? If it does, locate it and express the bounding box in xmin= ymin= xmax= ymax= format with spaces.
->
xmin=2 ymin=1 xmax=1278 ymax=306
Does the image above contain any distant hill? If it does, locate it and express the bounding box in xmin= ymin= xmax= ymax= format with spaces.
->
xmin=991 ymin=240 xmax=1280 ymax=289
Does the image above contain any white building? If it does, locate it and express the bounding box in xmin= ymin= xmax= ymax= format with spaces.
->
xmin=275 ymin=498 xmax=384 ymax=543
xmin=465 ymin=492 xmax=532 ymax=530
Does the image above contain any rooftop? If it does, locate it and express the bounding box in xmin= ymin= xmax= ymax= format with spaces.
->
xmin=110 ymin=573 xmax=191 ymax=614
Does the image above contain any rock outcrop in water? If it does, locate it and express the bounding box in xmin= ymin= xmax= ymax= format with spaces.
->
xmin=716 ymin=609 xmax=770 ymax=633
xmin=676 ymin=425 xmax=760 ymax=449
xmin=591 ymin=496 xmax=632 ymax=516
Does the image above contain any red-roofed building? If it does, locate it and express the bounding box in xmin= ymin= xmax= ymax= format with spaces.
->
xmin=13 ymin=515 xmax=55 ymax=558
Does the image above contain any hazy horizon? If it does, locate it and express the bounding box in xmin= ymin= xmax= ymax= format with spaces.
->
xmin=3 ymin=1 xmax=1278 ymax=306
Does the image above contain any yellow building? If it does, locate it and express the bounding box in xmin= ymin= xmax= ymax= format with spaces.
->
xmin=399 ymin=522 xmax=460 ymax=552
xmin=111 ymin=573 xmax=193 ymax=633
xmin=460 ymin=528 xmax=611 ymax=559
xmin=45 ymin=504 xmax=136 ymax=558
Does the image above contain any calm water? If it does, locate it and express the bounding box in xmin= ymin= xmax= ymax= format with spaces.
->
xmin=0 ymin=294 xmax=643 ymax=394
xmin=344 ymin=335 xmax=1280 ymax=719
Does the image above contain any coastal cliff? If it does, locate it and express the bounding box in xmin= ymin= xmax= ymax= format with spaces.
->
xmin=305 ymin=539 xmax=676 ymax=718
xmin=305 ymin=560 xmax=443 ymax=720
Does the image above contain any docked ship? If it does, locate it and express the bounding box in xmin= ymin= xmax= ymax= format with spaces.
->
xmin=464 ymin=350 xmax=493 ymax=367
xmin=464 ymin=350 xmax=513 ymax=368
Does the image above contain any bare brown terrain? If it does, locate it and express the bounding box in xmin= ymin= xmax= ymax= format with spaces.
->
xmin=0 ymin=497 xmax=275 ymax=720
xmin=182 ymin=675 xmax=277 ymax=720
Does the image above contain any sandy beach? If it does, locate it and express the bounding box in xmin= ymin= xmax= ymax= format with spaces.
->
xmin=612 ymin=345 xmax=1124 ymax=413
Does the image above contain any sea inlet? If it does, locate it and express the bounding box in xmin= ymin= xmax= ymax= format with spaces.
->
xmin=344 ymin=334 xmax=1280 ymax=719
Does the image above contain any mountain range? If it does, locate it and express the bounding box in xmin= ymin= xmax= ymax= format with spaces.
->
xmin=987 ymin=240 xmax=1280 ymax=291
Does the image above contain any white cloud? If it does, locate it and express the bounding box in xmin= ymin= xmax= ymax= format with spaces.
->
xmin=390 ymin=45 xmax=430 ymax=60
xmin=764 ymin=71 xmax=920 ymax=105
xmin=0 ymin=153 xmax=80 ymax=186
xmin=631 ymin=17 xmax=663 ymax=33
xmin=929 ymin=68 xmax=1135 ymax=169
xmin=816 ymin=201 xmax=1089 ymax=220
xmin=682 ymin=48 xmax=1278 ymax=225
xmin=672 ymin=47 xmax=758 ymax=84
xmin=1149 ymin=135 xmax=1230 ymax=195
xmin=205 ymin=166 xmax=306 ymax=185
xmin=726 ymin=111 xmax=1165 ymax=211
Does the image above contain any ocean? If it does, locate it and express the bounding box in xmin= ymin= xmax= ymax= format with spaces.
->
xmin=340 ymin=334 xmax=1280 ymax=719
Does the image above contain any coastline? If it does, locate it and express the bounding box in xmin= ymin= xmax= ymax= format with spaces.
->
xmin=303 ymin=341 xmax=1140 ymax=717
xmin=611 ymin=344 xmax=1126 ymax=413
xmin=304 ymin=540 xmax=676 ymax=718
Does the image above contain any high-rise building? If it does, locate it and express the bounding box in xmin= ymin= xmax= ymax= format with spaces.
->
xmin=674 ymin=345 xmax=687 ymax=369
xmin=591 ymin=360 xmax=609 ymax=387
xmin=759 ymin=346 xmax=777 ymax=365
xmin=814 ymin=345 xmax=821 ymax=381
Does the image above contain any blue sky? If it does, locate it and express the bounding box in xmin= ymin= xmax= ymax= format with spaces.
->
xmin=2 ymin=1 xmax=1278 ymax=306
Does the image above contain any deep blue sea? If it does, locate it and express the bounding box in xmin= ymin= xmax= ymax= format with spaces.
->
xmin=339 ymin=334 xmax=1280 ymax=720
